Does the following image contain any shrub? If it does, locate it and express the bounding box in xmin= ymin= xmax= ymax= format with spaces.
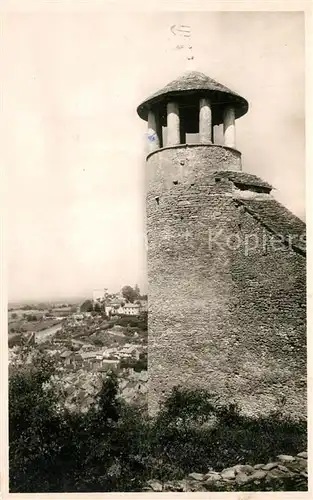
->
xmin=9 ymin=362 xmax=307 ymax=493
xmin=115 ymin=312 xmax=147 ymax=331
xmin=149 ymin=387 xmax=306 ymax=479
xmin=26 ymin=314 xmax=38 ymax=322
xmin=93 ymin=338 xmax=104 ymax=346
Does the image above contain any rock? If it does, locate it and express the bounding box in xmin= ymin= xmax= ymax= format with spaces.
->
xmin=221 ymin=467 xmax=236 ymax=480
xmin=188 ymin=480 xmax=207 ymax=492
xmin=204 ymin=473 xmax=222 ymax=485
xmin=277 ymin=454 xmax=295 ymax=462
xmin=254 ymin=463 xmax=265 ymax=469
xmin=266 ymin=469 xmax=286 ymax=480
xmin=188 ymin=472 xmax=204 ymax=481
xmin=147 ymin=480 xmax=162 ymax=492
xmin=300 ymin=471 xmax=308 ymax=478
xmin=277 ymin=464 xmax=290 ymax=473
xmin=248 ymin=470 xmax=267 ymax=481
xmin=236 ymin=472 xmax=250 ymax=485
xmin=203 ymin=471 xmax=221 ymax=481
xmin=297 ymin=458 xmax=308 ymax=470
xmin=163 ymin=481 xmax=184 ymax=491
xmin=297 ymin=451 xmax=308 ymax=459
xmin=287 ymin=458 xmax=307 ymax=473
xmin=262 ymin=462 xmax=279 ymax=471
xmin=181 ymin=479 xmax=190 ymax=492
xmin=162 ymin=482 xmax=172 ymax=492
xmin=234 ymin=464 xmax=255 ymax=475
xmin=204 ymin=481 xmax=222 ymax=492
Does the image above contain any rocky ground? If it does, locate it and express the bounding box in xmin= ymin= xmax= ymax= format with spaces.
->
xmin=144 ymin=452 xmax=308 ymax=492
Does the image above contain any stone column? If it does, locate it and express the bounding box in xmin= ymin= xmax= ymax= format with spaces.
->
xmin=156 ymin=113 xmax=163 ymax=148
xmin=167 ymin=102 xmax=180 ymax=146
xmin=147 ymin=110 xmax=160 ymax=152
xmin=199 ymin=98 xmax=212 ymax=144
xmin=223 ymin=106 xmax=236 ymax=148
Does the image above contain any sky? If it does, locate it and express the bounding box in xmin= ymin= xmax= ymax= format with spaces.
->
xmin=2 ymin=11 xmax=305 ymax=302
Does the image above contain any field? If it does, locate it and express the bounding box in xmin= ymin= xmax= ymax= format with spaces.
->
xmin=9 ymin=317 xmax=60 ymax=332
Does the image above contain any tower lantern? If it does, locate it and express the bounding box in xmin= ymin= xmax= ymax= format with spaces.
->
xmin=137 ymin=71 xmax=248 ymax=156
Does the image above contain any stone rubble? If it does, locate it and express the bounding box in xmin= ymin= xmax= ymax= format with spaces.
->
xmin=143 ymin=451 xmax=308 ymax=491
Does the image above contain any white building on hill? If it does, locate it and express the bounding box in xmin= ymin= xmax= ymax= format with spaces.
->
xmin=105 ymin=302 xmax=141 ymax=316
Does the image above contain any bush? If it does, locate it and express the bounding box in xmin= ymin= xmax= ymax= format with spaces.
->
xmin=93 ymin=338 xmax=104 ymax=346
xmin=9 ymin=361 xmax=307 ymax=493
xmin=80 ymin=300 xmax=93 ymax=313
xmin=115 ymin=312 xmax=147 ymax=331
xmin=26 ymin=314 xmax=38 ymax=322
xmin=149 ymin=387 xmax=306 ymax=480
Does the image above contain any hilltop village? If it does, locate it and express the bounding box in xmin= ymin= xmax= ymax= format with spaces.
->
xmin=8 ymin=286 xmax=148 ymax=412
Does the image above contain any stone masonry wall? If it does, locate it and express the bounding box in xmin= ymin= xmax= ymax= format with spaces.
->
xmin=146 ymin=146 xmax=306 ymax=417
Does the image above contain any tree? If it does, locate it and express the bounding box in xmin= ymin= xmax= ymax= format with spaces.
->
xmin=94 ymin=302 xmax=102 ymax=313
xmin=9 ymin=349 xmax=308 ymax=493
xmin=9 ymin=350 xmax=62 ymax=492
xmin=27 ymin=314 xmax=37 ymax=322
xmin=80 ymin=300 xmax=94 ymax=313
xmin=121 ymin=286 xmax=139 ymax=304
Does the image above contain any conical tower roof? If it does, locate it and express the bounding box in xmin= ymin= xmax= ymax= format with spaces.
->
xmin=137 ymin=71 xmax=249 ymax=123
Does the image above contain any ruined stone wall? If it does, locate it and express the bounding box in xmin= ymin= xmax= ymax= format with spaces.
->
xmin=144 ymin=452 xmax=308 ymax=492
xmin=146 ymin=146 xmax=306 ymax=417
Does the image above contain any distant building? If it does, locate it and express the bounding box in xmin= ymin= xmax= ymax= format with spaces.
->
xmin=121 ymin=303 xmax=141 ymax=316
xmin=105 ymin=302 xmax=141 ymax=316
xmin=101 ymin=359 xmax=119 ymax=370
xmin=59 ymin=350 xmax=77 ymax=368
xmin=73 ymin=313 xmax=84 ymax=321
xmin=81 ymin=352 xmax=97 ymax=361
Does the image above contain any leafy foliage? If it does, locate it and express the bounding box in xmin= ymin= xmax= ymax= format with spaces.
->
xmin=121 ymin=286 xmax=140 ymax=304
xmin=9 ymin=355 xmax=307 ymax=492
xmin=94 ymin=302 xmax=102 ymax=313
xmin=115 ymin=312 xmax=147 ymax=331
xmin=80 ymin=300 xmax=94 ymax=313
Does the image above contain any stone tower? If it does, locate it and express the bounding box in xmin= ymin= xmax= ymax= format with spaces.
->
xmin=137 ymin=71 xmax=306 ymax=418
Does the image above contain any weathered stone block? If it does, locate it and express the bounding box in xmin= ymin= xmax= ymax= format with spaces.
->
xmin=234 ymin=464 xmax=255 ymax=475
xmin=248 ymin=470 xmax=267 ymax=481
xmin=277 ymin=454 xmax=295 ymax=462
xmin=221 ymin=467 xmax=236 ymax=480
xmin=147 ymin=479 xmax=162 ymax=491
xmin=262 ymin=462 xmax=279 ymax=471
xmin=188 ymin=472 xmax=204 ymax=481
xmin=204 ymin=471 xmax=221 ymax=481
xmin=235 ymin=472 xmax=250 ymax=485
xmin=297 ymin=451 xmax=308 ymax=459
